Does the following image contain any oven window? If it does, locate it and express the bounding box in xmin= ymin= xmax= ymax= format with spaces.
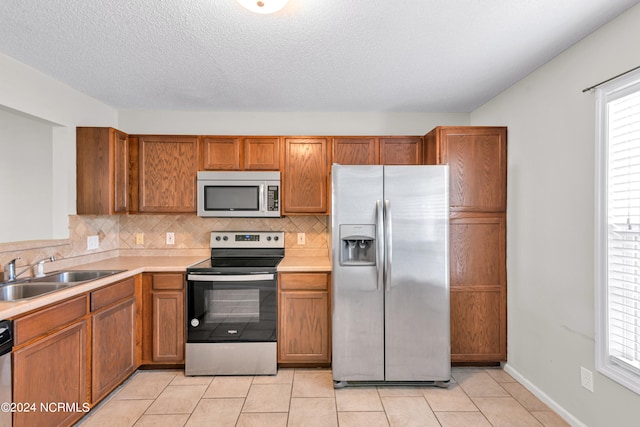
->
xmin=188 ymin=279 xmax=277 ymax=343
xmin=204 ymin=185 xmax=259 ymax=211
xmin=207 ymin=289 xmax=260 ymax=323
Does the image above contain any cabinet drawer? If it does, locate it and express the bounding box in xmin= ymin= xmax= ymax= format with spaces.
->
xmin=152 ymin=273 xmax=184 ymax=290
xmin=14 ymin=294 xmax=88 ymax=346
xmin=280 ymin=273 xmax=328 ymax=291
xmin=91 ymin=277 xmax=135 ymax=311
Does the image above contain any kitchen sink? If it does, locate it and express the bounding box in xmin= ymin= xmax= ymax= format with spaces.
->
xmin=28 ymin=270 xmax=124 ymax=284
xmin=0 ymin=283 xmax=71 ymax=301
xmin=0 ymin=270 xmax=126 ymax=302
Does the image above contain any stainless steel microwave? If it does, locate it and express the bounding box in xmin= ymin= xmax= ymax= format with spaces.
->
xmin=197 ymin=171 xmax=281 ymax=218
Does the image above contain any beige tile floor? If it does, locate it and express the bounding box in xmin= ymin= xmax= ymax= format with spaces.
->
xmin=76 ymin=367 xmax=570 ymax=427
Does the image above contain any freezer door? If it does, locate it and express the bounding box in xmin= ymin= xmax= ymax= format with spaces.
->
xmin=331 ymin=165 xmax=385 ymax=381
xmin=383 ymin=165 xmax=450 ymax=381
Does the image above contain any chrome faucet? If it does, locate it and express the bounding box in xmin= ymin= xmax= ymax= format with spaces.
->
xmin=3 ymin=255 xmax=56 ymax=282
xmin=4 ymin=257 xmax=19 ymax=281
xmin=34 ymin=256 xmax=55 ymax=277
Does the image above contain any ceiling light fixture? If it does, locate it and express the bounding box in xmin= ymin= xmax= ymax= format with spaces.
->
xmin=236 ymin=0 xmax=288 ymax=14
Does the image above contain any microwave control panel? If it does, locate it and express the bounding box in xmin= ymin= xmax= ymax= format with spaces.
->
xmin=267 ymin=185 xmax=279 ymax=211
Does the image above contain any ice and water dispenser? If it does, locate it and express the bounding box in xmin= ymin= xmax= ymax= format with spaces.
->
xmin=339 ymin=225 xmax=376 ymax=265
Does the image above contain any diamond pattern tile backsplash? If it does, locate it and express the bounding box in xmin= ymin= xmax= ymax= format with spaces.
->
xmin=1 ymin=214 xmax=329 ymax=277
xmin=118 ymin=214 xmax=329 ymax=254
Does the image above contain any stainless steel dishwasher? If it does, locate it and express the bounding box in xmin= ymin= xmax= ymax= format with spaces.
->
xmin=0 ymin=320 xmax=12 ymax=427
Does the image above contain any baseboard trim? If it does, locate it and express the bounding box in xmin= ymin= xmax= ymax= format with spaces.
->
xmin=503 ymin=363 xmax=587 ymax=427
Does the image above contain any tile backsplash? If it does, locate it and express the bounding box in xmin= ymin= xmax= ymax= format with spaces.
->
xmin=1 ymin=214 xmax=328 ymax=278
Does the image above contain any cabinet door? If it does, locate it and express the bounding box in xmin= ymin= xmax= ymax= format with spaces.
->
xmin=379 ymin=137 xmax=421 ymax=165
xmin=283 ymin=137 xmax=329 ymax=214
xmin=450 ymin=214 xmax=506 ymax=362
xmin=77 ymin=127 xmax=131 ymax=214
xmin=332 ymin=137 xmax=377 ymax=165
xmin=13 ymin=320 xmax=88 ymax=427
xmin=278 ymin=291 xmax=330 ymax=364
xmin=92 ymin=297 xmax=136 ymax=403
xmin=113 ymin=129 xmax=131 ymax=213
xmin=152 ymin=290 xmax=185 ymax=363
xmin=138 ymin=135 xmax=199 ymax=212
xmin=439 ymin=127 xmax=507 ymax=211
xmin=244 ymin=137 xmax=280 ymax=170
xmin=203 ymin=137 xmax=241 ymax=170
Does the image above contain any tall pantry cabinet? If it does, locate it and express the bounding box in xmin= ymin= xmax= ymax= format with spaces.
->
xmin=424 ymin=126 xmax=507 ymax=363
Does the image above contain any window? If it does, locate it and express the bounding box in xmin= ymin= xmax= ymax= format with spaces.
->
xmin=596 ymin=69 xmax=640 ymax=394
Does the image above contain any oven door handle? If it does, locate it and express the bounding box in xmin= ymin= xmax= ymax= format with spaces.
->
xmin=187 ymin=273 xmax=275 ymax=282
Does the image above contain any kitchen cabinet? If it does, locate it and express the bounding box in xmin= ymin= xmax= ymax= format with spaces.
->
xmin=90 ymin=278 xmax=136 ymax=403
xmin=203 ymin=137 xmax=241 ymax=170
xmin=203 ymin=136 xmax=280 ymax=170
xmin=332 ymin=137 xmax=378 ymax=165
xmin=77 ymin=127 xmax=133 ymax=214
xmin=141 ymin=273 xmax=185 ymax=364
xmin=379 ymin=136 xmax=422 ymax=165
xmin=138 ymin=135 xmax=200 ymax=213
xmin=278 ymin=272 xmax=331 ymax=366
xmin=332 ymin=136 xmax=421 ymax=165
xmin=282 ymin=137 xmax=330 ymax=214
xmin=449 ymin=214 xmax=506 ymax=362
xmin=424 ymin=126 xmax=507 ymax=363
xmin=12 ymin=295 xmax=89 ymax=427
xmin=424 ymin=126 xmax=506 ymax=212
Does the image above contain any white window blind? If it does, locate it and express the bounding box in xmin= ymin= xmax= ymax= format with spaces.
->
xmin=607 ymin=89 xmax=640 ymax=373
xmin=596 ymin=69 xmax=640 ymax=394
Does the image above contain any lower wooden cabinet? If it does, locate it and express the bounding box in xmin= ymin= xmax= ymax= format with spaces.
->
xmin=450 ymin=214 xmax=506 ymax=362
xmin=141 ymin=273 xmax=185 ymax=364
xmin=91 ymin=296 xmax=136 ymax=403
xmin=278 ymin=272 xmax=331 ymax=366
xmin=13 ymin=320 xmax=89 ymax=427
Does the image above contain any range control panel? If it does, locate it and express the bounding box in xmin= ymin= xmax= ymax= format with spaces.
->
xmin=210 ymin=231 xmax=284 ymax=248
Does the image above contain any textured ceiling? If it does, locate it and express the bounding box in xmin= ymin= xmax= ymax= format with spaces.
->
xmin=0 ymin=0 xmax=638 ymax=112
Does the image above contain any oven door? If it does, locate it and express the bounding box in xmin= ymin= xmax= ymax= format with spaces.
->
xmin=186 ymin=273 xmax=277 ymax=343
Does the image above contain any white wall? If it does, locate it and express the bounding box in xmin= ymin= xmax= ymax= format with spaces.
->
xmin=0 ymin=52 xmax=118 ymax=240
xmin=118 ymin=110 xmax=468 ymax=135
xmin=471 ymin=4 xmax=640 ymax=426
xmin=0 ymin=108 xmax=54 ymax=242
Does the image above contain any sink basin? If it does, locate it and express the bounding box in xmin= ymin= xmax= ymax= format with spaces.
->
xmin=0 ymin=270 xmax=125 ymax=302
xmin=29 ymin=270 xmax=125 ymax=284
xmin=0 ymin=283 xmax=71 ymax=301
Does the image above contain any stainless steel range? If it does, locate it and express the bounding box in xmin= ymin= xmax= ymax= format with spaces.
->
xmin=185 ymin=231 xmax=284 ymax=376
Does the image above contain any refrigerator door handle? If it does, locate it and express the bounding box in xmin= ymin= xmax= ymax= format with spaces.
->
xmin=376 ymin=200 xmax=384 ymax=291
xmin=384 ymin=200 xmax=392 ymax=291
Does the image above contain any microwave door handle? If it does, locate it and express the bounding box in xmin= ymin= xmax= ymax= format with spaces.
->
xmin=259 ymin=184 xmax=265 ymax=212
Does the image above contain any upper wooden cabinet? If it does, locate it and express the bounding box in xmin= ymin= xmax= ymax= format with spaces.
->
xmin=332 ymin=136 xmax=421 ymax=165
xmin=203 ymin=136 xmax=280 ymax=170
xmin=77 ymin=127 xmax=133 ymax=214
xmin=379 ymin=136 xmax=422 ymax=165
xmin=332 ymin=137 xmax=378 ymax=165
xmin=138 ymin=135 xmax=200 ymax=213
xmin=203 ymin=137 xmax=241 ymax=170
xmin=283 ymin=137 xmax=330 ymax=214
xmin=424 ymin=126 xmax=507 ymax=212
xmin=244 ymin=137 xmax=280 ymax=170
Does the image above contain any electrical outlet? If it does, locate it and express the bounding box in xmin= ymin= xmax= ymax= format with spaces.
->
xmin=135 ymin=233 xmax=144 ymax=245
xmin=581 ymin=366 xmax=594 ymax=392
xmin=87 ymin=235 xmax=99 ymax=250
xmin=166 ymin=232 xmax=175 ymax=245
xmin=297 ymin=233 xmax=305 ymax=245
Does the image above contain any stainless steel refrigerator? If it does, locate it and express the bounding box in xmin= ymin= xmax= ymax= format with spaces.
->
xmin=331 ymin=164 xmax=450 ymax=386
